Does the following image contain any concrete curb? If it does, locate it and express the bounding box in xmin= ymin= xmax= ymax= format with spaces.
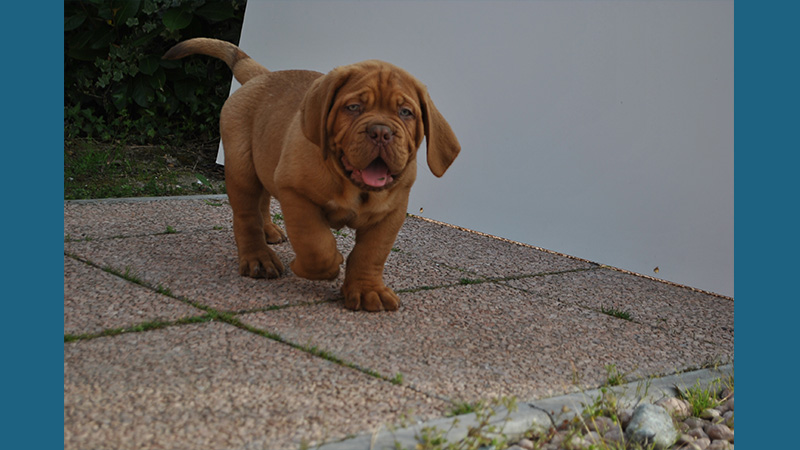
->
xmin=315 ymin=364 xmax=733 ymax=450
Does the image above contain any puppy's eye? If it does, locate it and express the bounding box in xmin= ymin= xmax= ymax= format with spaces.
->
xmin=346 ymin=104 xmax=362 ymax=113
xmin=399 ymin=107 xmax=413 ymax=118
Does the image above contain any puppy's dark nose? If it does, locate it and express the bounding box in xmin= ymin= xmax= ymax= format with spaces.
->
xmin=368 ymin=124 xmax=393 ymax=145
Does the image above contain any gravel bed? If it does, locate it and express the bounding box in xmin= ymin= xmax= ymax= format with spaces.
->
xmin=508 ymin=386 xmax=734 ymax=450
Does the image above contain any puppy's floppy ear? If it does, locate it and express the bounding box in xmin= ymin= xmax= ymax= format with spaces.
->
xmin=416 ymin=85 xmax=461 ymax=177
xmin=301 ymin=67 xmax=350 ymax=156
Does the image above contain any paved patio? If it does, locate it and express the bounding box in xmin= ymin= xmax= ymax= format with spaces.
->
xmin=64 ymin=195 xmax=733 ymax=450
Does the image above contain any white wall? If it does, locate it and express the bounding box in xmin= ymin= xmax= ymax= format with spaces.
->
xmin=219 ymin=0 xmax=733 ymax=297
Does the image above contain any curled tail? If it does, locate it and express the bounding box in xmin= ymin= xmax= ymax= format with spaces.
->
xmin=162 ymin=38 xmax=269 ymax=85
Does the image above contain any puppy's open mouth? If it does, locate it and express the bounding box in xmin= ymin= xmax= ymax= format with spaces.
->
xmin=341 ymin=155 xmax=396 ymax=189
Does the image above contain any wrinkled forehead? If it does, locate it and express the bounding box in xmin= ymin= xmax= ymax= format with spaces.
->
xmin=338 ymin=63 xmax=421 ymax=108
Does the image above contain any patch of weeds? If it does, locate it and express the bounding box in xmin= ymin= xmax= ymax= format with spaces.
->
xmin=634 ymin=376 xmax=653 ymax=403
xmin=206 ymin=309 xmax=237 ymax=323
xmin=293 ymin=341 xmax=382 ymax=380
xmin=390 ymin=373 xmax=404 ymax=386
xmin=721 ymin=369 xmax=734 ymax=395
xmin=413 ymin=426 xmax=450 ymax=450
xmin=156 ymin=284 xmax=173 ymax=297
xmin=163 ymin=225 xmax=179 ymax=234
xmin=65 ymin=234 xmax=92 ymax=243
xmin=600 ymin=306 xmax=632 ymax=321
xmin=458 ymin=278 xmax=483 ymax=285
xmin=521 ymin=427 xmax=559 ymax=450
xmin=520 ymin=387 xmax=627 ymax=450
xmin=104 ymin=265 xmax=143 ymax=285
xmin=204 ymin=199 xmax=223 ymax=207
xmin=582 ymin=386 xmax=621 ymax=422
xmin=333 ymin=229 xmax=349 ymax=237
xmin=677 ymin=378 xmax=722 ymax=417
xmin=306 ymin=344 xmax=338 ymax=362
xmin=121 ymin=267 xmax=142 ymax=282
xmin=604 ymin=363 xmax=632 ymax=387
xmin=64 ymin=315 xmax=213 ymax=342
xmin=272 ymin=213 xmax=284 ymax=222
xmin=212 ymin=225 xmax=224 ymax=230
xmin=127 ymin=320 xmax=176 ymax=333
xmin=391 ymin=247 xmax=401 ymax=253
xmin=446 ymin=400 xmax=485 ymax=417
xmin=64 ymin=334 xmax=82 ymax=343
xmin=405 ymin=397 xmax=517 ymax=450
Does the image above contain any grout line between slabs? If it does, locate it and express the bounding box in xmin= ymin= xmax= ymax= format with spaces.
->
xmin=498 ymin=266 xmax=733 ymax=351
xmin=63 ymin=253 xmax=453 ymax=405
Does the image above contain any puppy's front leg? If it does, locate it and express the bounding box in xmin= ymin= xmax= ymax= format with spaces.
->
xmin=279 ymin=190 xmax=344 ymax=280
xmin=342 ymin=208 xmax=406 ymax=312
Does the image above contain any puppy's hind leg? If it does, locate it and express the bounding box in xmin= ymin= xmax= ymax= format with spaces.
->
xmin=226 ymin=163 xmax=285 ymax=279
xmin=259 ymin=191 xmax=287 ymax=244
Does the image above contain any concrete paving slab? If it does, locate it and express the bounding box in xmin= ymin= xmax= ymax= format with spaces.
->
xmin=65 ymin=231 xmax=344 ymax=312
xmin=64 ymin=224 xmax=476 ymax=312
xmin=503 ymin=268 xmax=734 ymax=350
xmin=64 ymin=322 xmax=448 ymax=450
xmin=64 ymin=255 xmax=206 ymax=336
xmin=395 ymin=217 xmax=598 ymax=278
xmin=63 ymin=196 xmax=734 ymax=450
xmin=65 ymin=195 xmax=235 ymax=240
xmin=240 ymin=282 xmax=730 ymax=404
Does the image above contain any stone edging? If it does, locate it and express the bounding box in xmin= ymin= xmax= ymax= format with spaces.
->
xmin=315 ymin=365 xmax=734 ymax=450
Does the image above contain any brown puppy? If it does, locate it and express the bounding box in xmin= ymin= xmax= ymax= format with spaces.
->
xmin=163 ymin=38 xmax=460 ymax=311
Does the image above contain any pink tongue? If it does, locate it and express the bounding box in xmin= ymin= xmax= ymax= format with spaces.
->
xmin=360 ymin=159 xmax=391 ymax=187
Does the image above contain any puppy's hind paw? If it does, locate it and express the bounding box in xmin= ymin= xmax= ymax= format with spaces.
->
xmin=264 ymin=222 xmax=287 ymax=244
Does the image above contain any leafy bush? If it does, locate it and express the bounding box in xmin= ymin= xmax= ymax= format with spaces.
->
xmin=64 ymin=0 xmax=246 ymax=144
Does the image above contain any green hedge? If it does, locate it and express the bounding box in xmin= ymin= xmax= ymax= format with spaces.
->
xmin=65 ymin=0 xmax=246 ymax=144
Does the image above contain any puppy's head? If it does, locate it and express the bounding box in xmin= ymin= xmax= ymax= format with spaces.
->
xmin=301 ymin=60 xmax=460 ymax=190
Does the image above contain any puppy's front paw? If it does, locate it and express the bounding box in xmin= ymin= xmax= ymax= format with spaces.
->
xmin=238 ymin=248 xmax=285 ymax=279
xmin=342 ymin=282 xmax=400 ymax=312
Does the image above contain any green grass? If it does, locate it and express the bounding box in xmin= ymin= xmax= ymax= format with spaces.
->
xmin=64 ymin=234 xmax=92 ymax=243
xmin=65 ymin=315 xmax=213 ymax=342
xmin=582 ymin=386 xmax=621 ymax=422
xmin=156 ymin=284 xmax=173 ymax=296
xmin=390 ymin=373 xmax=404 ymax=386
xmin=600 ymin=306 xmax=632 ymax=321
xmin=102 ymin=265 xmax=144 ymax=285
xmin=446 ymin=400 xmax=485 ymax=417
xmin=408 ymin=397 xmax=517 ymax=450
xmin=678 ymin=378 xmax=723 ymax=416
xmin=65 ymin=139 xmax=226 ymax=200
xmin=603 ymin=363 xmax=632 ymax=386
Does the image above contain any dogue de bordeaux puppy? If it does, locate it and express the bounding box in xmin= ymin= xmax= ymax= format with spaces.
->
xmin=163 ymin=38 xmax=460 ymax=312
